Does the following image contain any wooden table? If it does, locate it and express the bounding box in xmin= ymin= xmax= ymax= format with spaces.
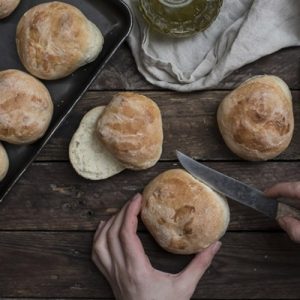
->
xmin=0 ymin=44 xmax=300 ymax=300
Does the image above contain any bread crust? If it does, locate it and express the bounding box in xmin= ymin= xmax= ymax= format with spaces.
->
xmin=217 ymin=75 xmax=294 ymax=161
xmin=0 ymin=69 xmax=53 ymax=144
xmin=97 ymin=92 xmax=163 ymax=170
xmin=0 ymin=0 xmax=20 ymax=19
xmin=142 ymin=169 xmax=230 ymax=254
xmin=0 ymin=142 xmax=9 ymax=181
xmin=16 ymin=1 xmax=104 ymax=80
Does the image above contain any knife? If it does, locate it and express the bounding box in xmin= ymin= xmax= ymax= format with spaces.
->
xmin=176 ymin=151 xmax=300 ymax=220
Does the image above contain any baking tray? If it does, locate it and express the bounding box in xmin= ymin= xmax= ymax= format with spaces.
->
xmin=0 ymin=0 xmax=133 ymax=202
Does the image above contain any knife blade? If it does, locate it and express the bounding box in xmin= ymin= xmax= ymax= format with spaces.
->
xmin=176 ymin=151 xmax=300 ymax=220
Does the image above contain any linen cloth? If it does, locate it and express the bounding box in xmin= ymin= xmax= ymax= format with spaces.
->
xmin=124 ymin=0 xmax=300 ymax=91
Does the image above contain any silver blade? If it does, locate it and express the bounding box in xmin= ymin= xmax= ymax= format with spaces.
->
xmin=176 ymin=151 xmax=278 ymax=219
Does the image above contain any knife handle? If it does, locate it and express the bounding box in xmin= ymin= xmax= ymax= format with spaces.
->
xmin=277 ymin=202 xmax=300 ymax=220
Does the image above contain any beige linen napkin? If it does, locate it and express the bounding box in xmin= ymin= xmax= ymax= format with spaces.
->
xmin=125 ymin=0 xmax=300 ymax=91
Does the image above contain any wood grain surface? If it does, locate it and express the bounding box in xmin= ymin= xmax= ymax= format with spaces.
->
xmin=0 ymin=232 xmax=300 ymax=299
xmin=1 ymin=161 xmax=300 ymax=231
xmin=37 ymin=91 xmax=300 ymax=162
xmin=1 ymin=43 xmax=300 ymax=300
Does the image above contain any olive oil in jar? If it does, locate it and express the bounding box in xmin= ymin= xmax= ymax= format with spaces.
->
xmin=138 ymin=0 xmax=223 ymax=38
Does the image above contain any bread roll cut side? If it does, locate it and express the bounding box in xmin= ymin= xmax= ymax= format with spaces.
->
xmin=69 ymin=106 xmax=125 ymax=180
xmin=217 ymin=75 xmax=294 ymax=161
xmin=0 ymin=142 xmax=9 ymax=181
xmin=142 ymin=169 xmax=230 ymax=255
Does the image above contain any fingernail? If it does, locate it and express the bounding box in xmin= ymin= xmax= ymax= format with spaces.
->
xmin=132 ymin=193 xmax=141 ymax=202
xmin=211 ymin=241 xmax=222 ymax=254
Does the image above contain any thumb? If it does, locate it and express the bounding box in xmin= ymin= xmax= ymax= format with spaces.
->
xmin=179 ymin=241 xmax=222 ymax=288
xmin=278 ymin=217 xmax=300 ymax=243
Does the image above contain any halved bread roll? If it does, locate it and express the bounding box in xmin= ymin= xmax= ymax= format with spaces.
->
xmin=0 ymin=142 xmax=9 ymax=181
xmin=16 ymin=1 xmax=104 ymax=80
xmin=217 ymin=75 xmax=294 ymax=161
xmin=69 ymin=107 xmax=125 ymax=180
xmin=142 ymin=169 xmax=230 ymax=255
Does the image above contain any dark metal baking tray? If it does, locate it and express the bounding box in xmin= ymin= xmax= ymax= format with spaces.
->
xmin=0 ymin=0 xmax=132 ymax=202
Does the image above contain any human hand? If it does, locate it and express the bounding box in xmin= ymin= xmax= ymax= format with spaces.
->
xmin=265 ymin=182 xmax=300 ymax=243
xmin=92 ymin=193 xmax=222 ymax=300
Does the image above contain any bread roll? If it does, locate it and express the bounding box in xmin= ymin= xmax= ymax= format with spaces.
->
xmin=0 ymin=142 xmax=9 ymax=181
xmin=97 ymin=92 xmax=163 ymax=170
xmin=142 ymin=169 xmax=230 ymax=255
xmin=0 ymin=0 xmax=20 ymax=19
xmin=217 ymin=75 xmax=294 ymax=161
xmin=16 ymin=1 xmax=104 ymax=80
xmin=0 ymin=69 xmax=53 ymax=144
xmin=69 ymin=106 xmax=125 ymax=180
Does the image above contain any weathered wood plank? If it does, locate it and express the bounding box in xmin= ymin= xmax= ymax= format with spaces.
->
xmin=37 ymin=91 xmax=300 ymax=161
xmin=1 ymin=161 xmax=299 ymax=231
xmin=91 ymin=44 xmax=300 ymax=91
xmin=0 ymin=232 xmax=299 ymax=299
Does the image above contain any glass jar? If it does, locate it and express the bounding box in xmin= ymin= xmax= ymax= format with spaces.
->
xmin=138 ymin=0 xmax=223 ymax=38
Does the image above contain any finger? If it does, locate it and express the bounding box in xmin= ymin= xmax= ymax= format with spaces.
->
xmin=178 ymin=241 xmax=222 ymax=288
xmin=106 ymin=200 xmax=132 ymax=263
xmin=265 ymin=182 xmax=300 ymax=199
xmin=119 ymin=194 xmax=149 ymax=266
xmin=92 ymin=220 xmax=107 ymax=261
xmin=94 ymin=215 xmax=116 ymax=272
xmin=278 ymin=217 xmax=300 ymax=243
xmin=123 ymin=193 xmax=142 ymax=236
xmin=92 ymin=220 xmax=111 ymax=279
xmin=100 ymin=215 xmax=117 ymax=244
xmin=93 ymin=220 xmax=106 ymax=242
xmin=92 ymin=249 xmax=110 ymax=279
xmin=92 ymin=251 xmax=117 ymax=289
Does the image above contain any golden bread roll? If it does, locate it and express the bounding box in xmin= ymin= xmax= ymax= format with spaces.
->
xmin=16 ymin=1 xmax=104 ymax=80
xmin=0 ymin=142 xmax=9 ymax=181
xmin=69 ymin=106 xmax=125 ymax=180
xmin=0 ymin=69 xmax=53 ymax=144
xmin=97 ymin=92 xmax=163 ymax=170
xmin=0 ymin=0 xmax=20 ymax=19
xmin=142 ymin=169 xmax=230 ymax=254
xmin=217 ymin=75 xmax=294 ymax=161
